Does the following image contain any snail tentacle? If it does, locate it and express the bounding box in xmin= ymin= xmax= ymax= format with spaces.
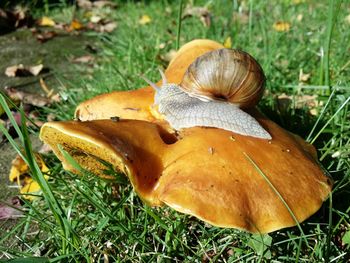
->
xmin=158 ymin=69 xmax=167 ymax=85
xmin=140 ymin=75 xmax=160 ymax=91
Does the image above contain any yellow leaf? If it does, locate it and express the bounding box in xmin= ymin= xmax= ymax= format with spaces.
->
xmin=21 ymin=180 xmax=41 ymax=199
xmin=38 ymin=16 xmax=56 ymax=27
xmin=223 ymin=36 xmax=232 ymax=48
xmin=9 ymin=153 xmax=49 ymax=200
xmin=139 ymin=15 xmax=151 ymax=25
xmin=273 ymin=21 xmax=291 ymax=32
xmin=299 ymin=69 xmax=311 ymax=83
xmin=69 ymin=19 xmax=84 ymax=31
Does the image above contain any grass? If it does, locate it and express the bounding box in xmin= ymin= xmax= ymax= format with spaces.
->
xmin=1 ymin=0 xmax=350 ymax=262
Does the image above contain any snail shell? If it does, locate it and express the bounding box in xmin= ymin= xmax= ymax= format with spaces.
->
xmin=180 ymin=48 xmax=265 ymax=109
xmin=143 ymin=48 xmax=271 ymax=139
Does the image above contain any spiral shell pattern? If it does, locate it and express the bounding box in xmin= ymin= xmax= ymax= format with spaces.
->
xmin=179 ymin=48 xmax=266 ymax=109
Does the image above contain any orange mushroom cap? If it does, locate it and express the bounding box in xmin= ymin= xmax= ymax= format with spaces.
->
xmin=40 ymin=39 xmax=332 ymax=233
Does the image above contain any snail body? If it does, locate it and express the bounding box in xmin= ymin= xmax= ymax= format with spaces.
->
xmin=144 ymin=48 xmax=271 ymax=140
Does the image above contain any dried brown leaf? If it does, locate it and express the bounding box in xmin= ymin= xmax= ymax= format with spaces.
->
xmin=38 ymin=143 xmax=53 ymax=154
xmin=77 ymin=0 xmax=93 ymax=9
xmin=93 ymin=1 xmax=117 ymax=9
xmin=299 ymin=69 xmax=311 ymax=83
xmin=0 ymin=7 xmax=34 ymax=31
xmin=100 ymin=21 xmax=117 ymax=32
xmin=86 ymin=20 xmax=117 ymax=33
xmin=5 ymin=87 xmax=52 ymax=107
xmin=72 ymin=55 xmax=95 ymax=64
xmin=183 ymin=5 xmax=211 ymax=27
xmin=277 ymin=93 xmax=320 ymax=115
xmin=5 ymin=64 xmax=44 ymax=77
xmin=77 ymin=0 xmax=117 ymax=9
xmin=232 ymin=11 xmax=249 ymax=24
xmin=36 ymin=31 xmax=57 ymax=43
xmin=0 ymin=197 xmax=23 ymax=220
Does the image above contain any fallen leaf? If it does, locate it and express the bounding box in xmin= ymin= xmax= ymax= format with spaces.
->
xmin=38 ymin=143 xmax=53 ymax=154
xmin=28 ymin=64 xmax=44 ymax=76
xmin=46 ymin=113 xmax=56 ymax=122
xmin=183 ymin=5 xmax=211 ymax=27
xmin=78 ymin=0 xmax=117 ymax=9
xmin=277 ymin=93 xmax=320 ymax=115
xmin=273 ymin=21 xmax=291 ymax=32
xmin=9 ymin=153 xmax=49 ymax=200
xmin=0 ymin=7 xmax=34 ymax=33
xmin=223 ymin=36 xmax=232 ymax=48
xmin=36 ymin=31 xmax=57 ymax=43
xmin=158 ymin=43 xmax=166 ymax=49
xmin=0 ymin=197 xmax=23 ymax=220
xmin=232 ymin=11 xmax=249 ymax=24
xmin=299 ymin=69 xmax=311 ymax=83
xmin=77 ymin=0 xmax=93 ymax=9
xmin=37 ymin=16 xmax=56 ymax=27
xmin=100 ymin=21 xmax=117 ymax=32
xmin=68 ymin=19 xmax=84 ymax=31
xmin=28 ymin=111 xmax=45 ymax=127
xmin=93 ymin=1 xmax=117 ymax=9
xmin=5 ymin=64 xmax=44 ymax=77
xmin=90 ymin=15 xmax=102 ymax=23
xmin=139 ymin=15 xmax=151 ymax=25
xmin=5 ymin=87 xmax=53 ymax=107
xmin=72 ymin=55 xmax=95 ymax=64
xmin=49 ymin=93 xmax=61 ymax=103
xmin=87 ymin=20 xmax=117 ymax=33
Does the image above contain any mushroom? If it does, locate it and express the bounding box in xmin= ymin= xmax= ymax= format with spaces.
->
xmin=40 ymin=39 xmax=332 ymax=233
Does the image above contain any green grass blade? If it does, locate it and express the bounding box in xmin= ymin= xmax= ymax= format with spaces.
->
xmin=306 ymin=88 xmax=336 ymax=142
xmin=0 ymin=94 xmax=23 ymax=142
xmin=57 ymin=145 xmax=152 ymax=251
xmin=310 ymin=95 xmax=350 ymax=144
xmin=176 ymin=0 xmax=184 ymax=50
xmin=243 ymin=152 xmax=308 ymax=246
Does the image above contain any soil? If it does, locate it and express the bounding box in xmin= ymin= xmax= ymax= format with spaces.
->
xmin=0 ymin=28 xmax=97 ymax=202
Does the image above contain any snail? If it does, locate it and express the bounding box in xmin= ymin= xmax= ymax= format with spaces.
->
xmin=143 ymin=48 xmax=271 ymax=139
